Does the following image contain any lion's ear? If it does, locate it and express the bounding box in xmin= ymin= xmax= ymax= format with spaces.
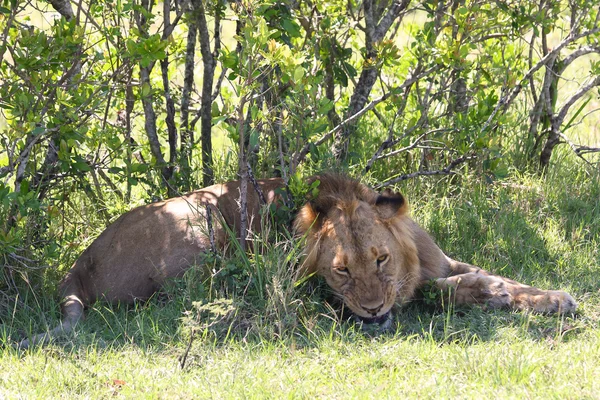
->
xmin=294 ymin=202 xmax=320 ymax=235
xmin=375 ymin=191 xmax=407 ymax=220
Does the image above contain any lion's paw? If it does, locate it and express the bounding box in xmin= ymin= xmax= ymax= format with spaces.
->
xmin=529 ymin=290 xmax=577 ymax=314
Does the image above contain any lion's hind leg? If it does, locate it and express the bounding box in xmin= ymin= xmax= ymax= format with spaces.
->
xmin=435 ymin=271 xmax=577 ymax=314
xmin=16 ymin=294 xmax=84 ymax=349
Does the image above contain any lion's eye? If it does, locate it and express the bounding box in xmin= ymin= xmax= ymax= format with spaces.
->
xmin=376 ymin=254 xmax=389 ymax=267
xmin=333 ymin=265 xmax=349 ymax=275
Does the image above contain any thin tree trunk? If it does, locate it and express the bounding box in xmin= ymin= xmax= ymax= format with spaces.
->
xmin=323 ymin=40 xmax=342 ymax=129
xmin=161 ymin=55 xmax=178 ymax=197
xmin=194 ymin=0 xmax=223 ymax=187
xmin=332 ymin=0 xmax=411 ymax=161
xmin=448 ymin=0 xmax=468 ymax=116
xmin=539 ymin=74 xmax=600 ymax=169
xmin=180 ymin=20 xmax=197 ymax=189
xmin=124 ymin=67 xmax=136 ymax=202
xmin=136 ymin=0 xmax=172 ymax=191
xmin=237 ymin=95 xmax=249 ymax=252
xmin=139 ymin=64 xmax=172 ymax=185
xmin=160 ymin=0 xmax=177 ymax=196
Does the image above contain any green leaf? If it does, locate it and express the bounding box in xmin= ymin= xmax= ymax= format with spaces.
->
xmin=106 ymin=136 xmax=122 ymax=150
xmin=249 ymin=130 xmax=259 ymax=149
xmin=318 ymin=99 xmax=334 ymax=115
xmin=130 ymin=163 xmax=148 ymax=173
xmin=31 ymin=126 xmax=45 ymax=135
xmin=59 ymin=140 xmax=69 ymax=159
xmin=212 ymin=116 xmax=227 ymax=125
xmin=211 ymin=102 xmax=221 ymax=117
xmin=563 ymin=96 xmax=591 ymax=131
xmin=141 ymin=82 xmax=151 ymax=98
xmin=344 ymin=62 xmax=357 ymax=78
xmin=73 ymin=161 xmax=91 ymax=172
xmin=221 ymin=50 xmax=238 ymax=69
xmin=493 ymin=164 xmax=509 ymax=179
xmin=293 ymin=66 xmax=304 ymax=83
xmin=309 ymin=142 xmax=319 ymax=158
xmin=20 ymin=179 xmax=29 ymax=194
xmin=0 ymin=6 xmax=11 ymax=14
xmin=281 ymin=19 xmax=301 ymax=38
xmin=313 ymin=123 xmax=328 ymax=134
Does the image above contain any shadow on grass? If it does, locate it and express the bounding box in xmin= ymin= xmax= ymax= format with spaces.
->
xmin=4 ymin=285 xmax=590 ymax=360
xmin=389 ymin=299 xmax=585 ymax=346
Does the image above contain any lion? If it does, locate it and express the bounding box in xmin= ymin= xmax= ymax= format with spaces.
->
xmin=18 ymin=174 xmax=576 ymax=347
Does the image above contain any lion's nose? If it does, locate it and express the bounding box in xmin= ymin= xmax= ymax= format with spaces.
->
xmin=361 ymin=302 xmax=384 ymax=316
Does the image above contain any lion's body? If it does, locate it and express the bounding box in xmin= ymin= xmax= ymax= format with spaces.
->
xmin=60 ymin=178 xmax=283 ymax=305
xmin=19 ymin=174 xmax=576 ymax=347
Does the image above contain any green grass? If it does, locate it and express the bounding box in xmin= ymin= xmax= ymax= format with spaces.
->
xmin=1 ymin=162 xmax=599 ymax=398
xmin=3 ymin=330 xmax=600 ymax=398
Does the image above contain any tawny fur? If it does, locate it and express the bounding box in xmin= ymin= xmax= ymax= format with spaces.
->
xmin=19 ymin=174 xmax=576 ymax=347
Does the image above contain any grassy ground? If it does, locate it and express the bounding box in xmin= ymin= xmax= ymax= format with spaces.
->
xmin=1 ymin=160 xmax=599 ymax=399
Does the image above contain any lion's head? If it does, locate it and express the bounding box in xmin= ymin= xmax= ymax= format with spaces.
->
xmin=294 ymin=174 xmax=421 ymax=323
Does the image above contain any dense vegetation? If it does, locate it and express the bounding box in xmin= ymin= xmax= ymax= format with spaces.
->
xmin=1 ymin=0 xmax=599 ymax=397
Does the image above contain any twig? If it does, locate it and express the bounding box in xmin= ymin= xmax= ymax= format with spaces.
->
xmin=247 ymin=162 xmax=267 ymax=205
xmin=97 ymin=169 xmax=124 ymax=200
xmin=0 ymin=127 xmax=58 ymax=182
xmin=377 ymin=129 xmax=452 ymax=161
xmin=557 ymin=132 xmax=600 ymax=166
xmin=480 ymin=26 xmax=600 ymax=135
xmin=364 ymin=74 xmax=420 ymax=172
xmin=179 ymin=328 xmax=195 ymax=369
xmin=376 ymin=154 xmax=477 ymax=188
xmin=205 ymin=203 xmax=216 ymax=254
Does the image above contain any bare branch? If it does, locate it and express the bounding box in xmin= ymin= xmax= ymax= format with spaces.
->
xmin=528 ymin=27 xmax=538 ymax=105
xmin=205 ymin=203 xmax=216 ymax=254
xmin=194 ymin=0 xmax=224 ymax=186
xmin=333 ymin=0 xmax=413 ymax=159
xmin=135 ymin=0 xmax=173 ymax=188
xmin=139 ymin=65 xmax=167 ymax=169
xmin=377 ymin=129 xmax=452 ymax=160
xmin=558 ymin=45 xmax=600 ymax=75
xmin=480 ymin=26 xmax=600 ymax=134
xmin=180 ymin=328 xmax=195 ymax=370
xmin=247 ymin=162 xmax=266 ymax=205
xmin=557 ymin=132 xmax=598 ymax=164
xmin=48 ymin=0 xmax=75 ymax=20
xmin=373 ymin=0 xmax=412 ymax=42
xmin=161 ymin=57 xmax=178 ymax=165
xmin=0 ymin=4 xmax=18 ymax=68
xmin=97 ymin=169 xmax=123 ymax=200
xmin=376 ymin=154 xmax=477 ymax=189
xmin=0 ymin=128 xmax=58 ymax=181
xmin=556 ymin=75 xmax=600 ymax=127
xmin=364 ymin=77 xmax=417 ymax=172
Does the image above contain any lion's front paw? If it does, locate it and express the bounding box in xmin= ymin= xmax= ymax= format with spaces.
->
xmin=435 ymin=273 xmax=511 ymax=308
xmin=528 ymin=290 xmax=577 ymax=314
